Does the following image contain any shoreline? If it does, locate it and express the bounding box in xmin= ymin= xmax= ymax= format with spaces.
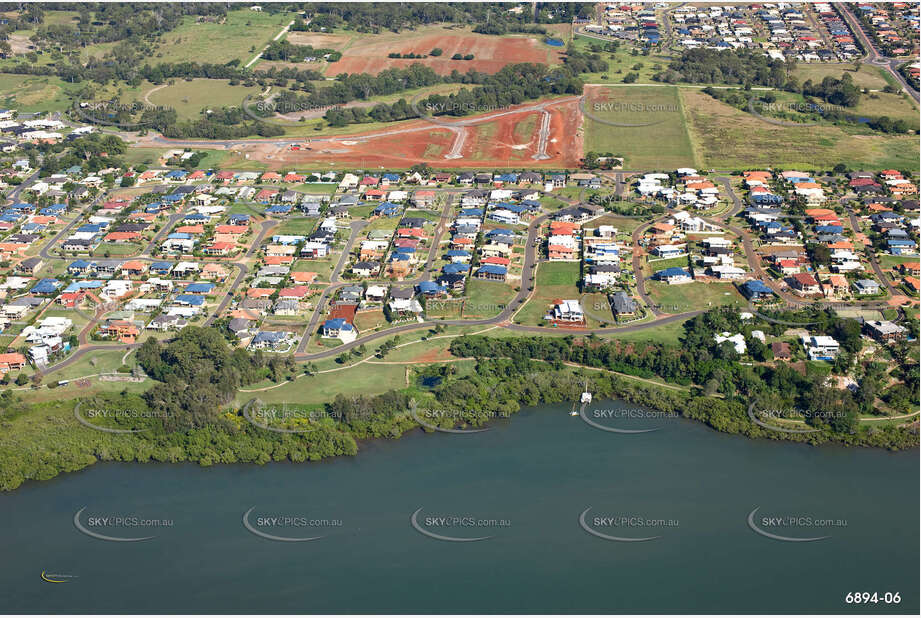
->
xmin=2 ymin=372 xmax=917 ymax=494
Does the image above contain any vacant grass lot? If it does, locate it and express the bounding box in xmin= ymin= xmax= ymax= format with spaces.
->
xmin=234 ymin=362 xmax=406 ymax=406
xmin=583 ymin=85 xmax=697 ymax=169
xmin=0 ymin=73 xmax=75 ymax=113
xmin=463 ymin=278 xmax=516 ymax=318
xmin=647 ymin=281 xmax=745 ymax=314
xmin=145 ymin=79 xmax=263 ymax=120
xmin=154 ymin=10 xmax=298 ymax=65
xmin=853 ymin=91 xmax=919 ymax=128
xmin=276 ymin=218 xmax=318 ymax=236
xmin=682 ymin=88 xmax=919 ymax=171
xmin=644 ymin=255 xmax=690 ymax=278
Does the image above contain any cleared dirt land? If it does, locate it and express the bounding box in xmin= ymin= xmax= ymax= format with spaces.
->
xmin=286 ymin=32 xmax=352 ymax=49
xmin=234 ymin=96 xmax=584 ymax=169
xmin=323 ymin=26 xmax=562 ymax=76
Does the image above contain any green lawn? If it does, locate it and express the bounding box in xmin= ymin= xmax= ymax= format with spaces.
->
xmin=234 ymin=362 xmax=407 ymax=406
xmin=463 ymin=278 xmax=516 ymax=318
xmin=583 ymin=85 xmax=697 ymax=169
xmin=603 ymin=316 xmax=688 ymax=345
xmin=645 ymin=255 xmax=690 ymax=277
xmin=44 ymin=349 xmax=134 ymax=381
xmin=646 ymin=281 xmax=745 ymax=314
xmin=536 ymin=261 xmax=581 ymax=286
xmin=276 ymin=218 xmax=318 ymax=236
xmin=878 ymin=254 xmax=919 ymax=269
xmin=145 ymin=79 xmax=264 ymax=120
xmin=793 ymin=63 xmax=893 ymax=91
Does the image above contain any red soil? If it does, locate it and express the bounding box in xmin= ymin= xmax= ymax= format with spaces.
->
xmin=329 ymin=303 xmax=358 ymax=324
xmin=274 ymin=97 xmax=583 ymax=169
xmin=326 ymin=33 xmax=558 ymax=77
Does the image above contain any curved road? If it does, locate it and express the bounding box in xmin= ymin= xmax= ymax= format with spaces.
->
xmin=839 ymin=4 xmax=919 ymax=103
xmin=39 ymin=172 xmax=905 ymax=377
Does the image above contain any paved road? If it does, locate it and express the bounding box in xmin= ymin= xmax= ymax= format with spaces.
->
xmin=36 ymin=173 xmax=907 ymax=377
xmin=294 ymin=219 xmax=368 ymax=354
xmin=4 ymin=168 xmax=41 ymax=205
xmin=38 ymin=192 xmax=108 ymax=260
xmin=629 ymin=204 xmax=671 ymax=317
xmin=713 ymin=183 xmax=897 ymax=313
xmin=845 ymin=207 xmax=900 ymax=297
xmin=295 ymin=194 xmax=457 ymax=354
xmin=203 ymin=219 xmax=277 ymax=327
xmin=839 ymin=3 xmax=919 ymax=103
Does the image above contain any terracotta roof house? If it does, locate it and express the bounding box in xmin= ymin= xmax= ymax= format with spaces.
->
xmin=771 ymin=342 xmax=791 ymax=360
xmin=789 ymin=272 xmax=820 ymax=294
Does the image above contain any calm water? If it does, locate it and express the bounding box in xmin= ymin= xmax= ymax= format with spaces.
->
xmin=1 ymin=401 xmax=917 ymax=614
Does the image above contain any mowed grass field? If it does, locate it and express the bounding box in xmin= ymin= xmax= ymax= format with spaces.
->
xmin=647 ymin=281 xmax=745 ymax=314
xmin=145 ymin=79 xmax=264 ymax=120
xmin=681 ymin=88 xmax=920 ymax=171
xmin=154 ymin=10 xmax=298 ymax=65
xmin=583 ymin=85 xmax=697 ymax=169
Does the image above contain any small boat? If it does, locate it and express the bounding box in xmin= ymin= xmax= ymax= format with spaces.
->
xmin=580 ymin=391 xmax=592 ymax=404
